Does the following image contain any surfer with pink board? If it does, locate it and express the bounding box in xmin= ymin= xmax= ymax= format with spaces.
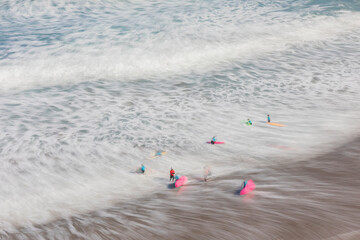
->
xmin=207 ymin=136 xmax=225 ymax=144
xmin=240 ymin=179 xmax=256 ymax=195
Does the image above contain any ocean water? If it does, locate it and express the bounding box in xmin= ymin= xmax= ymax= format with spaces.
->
xmin=0 ymin=0 xmax=360 ymax=238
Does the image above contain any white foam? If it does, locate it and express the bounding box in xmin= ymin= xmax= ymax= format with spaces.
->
xmin=0 ymin=2 xmax=359 ymax=90
xmin=0 ymin=0 xmax=360 ymax=231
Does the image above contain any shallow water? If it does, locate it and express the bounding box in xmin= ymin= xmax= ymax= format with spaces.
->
xmin=3 ymin=137 xmax=360 ymax=240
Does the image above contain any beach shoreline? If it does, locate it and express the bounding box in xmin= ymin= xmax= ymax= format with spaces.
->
xmin=5 ymin=137 xmax=360 ymax=240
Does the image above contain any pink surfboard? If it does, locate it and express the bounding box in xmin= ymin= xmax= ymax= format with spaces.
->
xmin=240 ymin=179 xmax=256 ymax=195
xmin=206 ymin=142 xmax=225 ymax=144
xmin=175 ymin=176 xmax=188 ymax=188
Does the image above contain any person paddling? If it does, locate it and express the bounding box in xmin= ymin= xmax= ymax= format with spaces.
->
xmin=170 ymin=168 xmax=175 ymax=181
xmin=247 ymin=119 xmax=252 ymax=125
xmin=267 ymin=114 xmax=270 ymax=123
xmin=210 ymin=136 xmax=216 ymax=144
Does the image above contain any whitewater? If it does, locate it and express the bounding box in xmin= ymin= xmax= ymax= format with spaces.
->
xmin=0 ymin=0 xmax=359 ymax=239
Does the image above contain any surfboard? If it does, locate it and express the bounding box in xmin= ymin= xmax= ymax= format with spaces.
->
xmin=240 ymin=179 xmax=256 ymax=195
xmin=151 ymin=151 xmax=167 ymax=158
xmin=241 ymin=120 xmax=252 ymax=125
xmin=267 ymin=122 xmax=285 ymax=127
xmin=268 ymin=144 xmax=293 ymax=150
xmin=175 ymin=176 xmax=188 ymax=188
xmin=206 ymin=141 xmax=225 ymax=144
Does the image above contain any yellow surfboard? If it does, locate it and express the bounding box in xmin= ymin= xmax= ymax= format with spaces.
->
xmin=150 ymin=151 xmax=167 ymax=159
xmin=267 ymin=122 xmax=285 ymax=127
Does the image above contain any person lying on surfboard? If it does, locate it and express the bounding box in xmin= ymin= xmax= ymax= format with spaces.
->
xmin=267 ymin=114 xmax=270 ymax=123
xmin=247 ymin=119 xmax=252 ymax=125
xmin=210 ymin=136 xmax=216 ymax=144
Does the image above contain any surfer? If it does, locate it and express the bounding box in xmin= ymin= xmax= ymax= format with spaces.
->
xmin=243 ymin=180 xmax=247 ymax=189
xmin=247 ymin=119 xmax=252 ymax=125
xmin=267 ymin=114 xmax=270 ymax=122
xmin=204 ymin=166 xmax=212 ymax=182
xmin=141 ymin=164 xmax=146 ymax=174
xmin=210 ymin=136 xmax=216 ymax=144
xmin=170 ymin=168 xmax=175 ymax=181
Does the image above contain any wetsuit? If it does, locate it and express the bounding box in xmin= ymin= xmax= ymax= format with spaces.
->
xmin=170 ymin=169 xmax=175 ymax=181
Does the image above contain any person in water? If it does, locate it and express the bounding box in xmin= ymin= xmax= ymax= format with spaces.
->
xmin=267 ymin=114 xmax=270 ymax=123
xmin=155 ymin=151 xmax=162 ymax=156
xmin=210 ymin=136 xmax=216 ymax=144
xmin=141 ymin=164 xmax=146 ymax=174
xmin=175 ymin=175 xmax=180 ymax=181
xmin=170 ymin=168 xmax=175 ymax=181
xmin=204 ymin=166 xmax=212 ymax=182
xmin=247 ymin=119 xmax=252 ymax=125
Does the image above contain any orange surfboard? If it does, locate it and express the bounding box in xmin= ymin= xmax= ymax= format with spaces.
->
xmin=267 ymin=122 xmax=285 ymax=127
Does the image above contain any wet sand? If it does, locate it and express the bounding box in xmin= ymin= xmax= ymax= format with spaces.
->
xmin=4 ymin=138 xmax=360 ymax=240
